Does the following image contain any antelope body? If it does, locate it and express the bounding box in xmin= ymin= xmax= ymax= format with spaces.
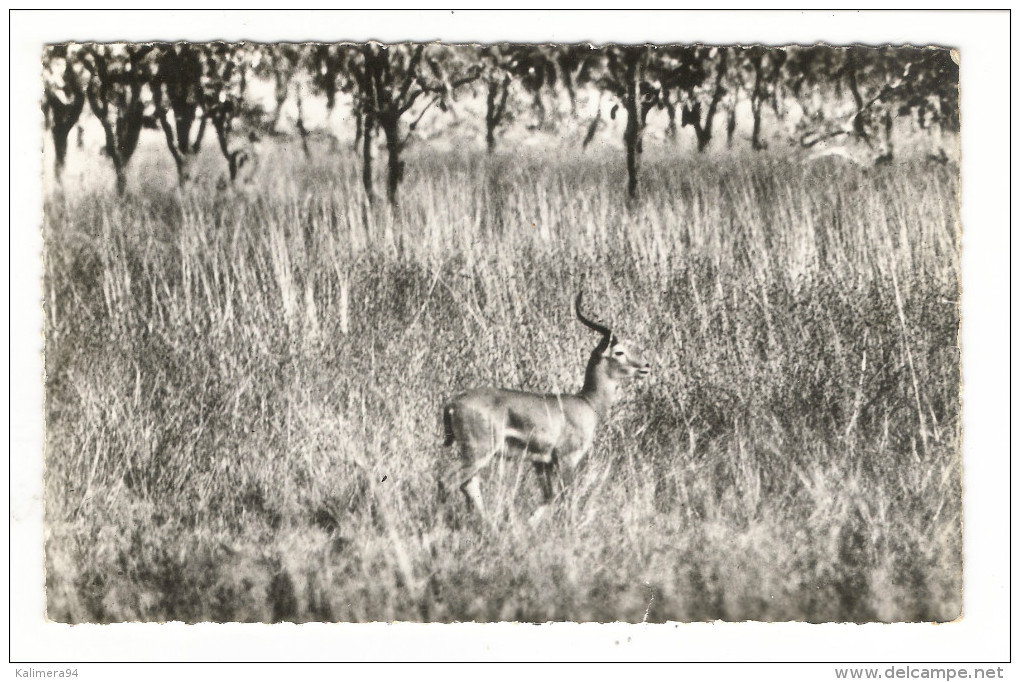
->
xmin=441 ymin=293 xmax=650 ymax=517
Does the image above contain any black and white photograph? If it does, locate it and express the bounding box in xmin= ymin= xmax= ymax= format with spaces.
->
xmin=10 ymin=8 xmax=1011 ymax=668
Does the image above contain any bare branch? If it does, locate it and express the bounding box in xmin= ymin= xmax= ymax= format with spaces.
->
xmin=395 ymin=43 xmax=425 ymax=107
xmin=401 ymin=95 xmax=440 ymax=147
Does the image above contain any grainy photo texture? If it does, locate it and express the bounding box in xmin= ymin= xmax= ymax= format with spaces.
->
xmin=42 ymin=42 xmax=961 ymax=623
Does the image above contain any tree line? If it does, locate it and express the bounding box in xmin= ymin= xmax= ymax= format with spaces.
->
xmin=42 ymin=42 xmax=959 ymax=202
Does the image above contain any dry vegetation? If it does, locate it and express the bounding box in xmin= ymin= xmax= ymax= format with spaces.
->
xmin=43 ymin=137 xmax=961 ymax=623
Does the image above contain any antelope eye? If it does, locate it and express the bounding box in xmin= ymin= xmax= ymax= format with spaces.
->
xmin=613 ymin=350 xmax=624 ymax=357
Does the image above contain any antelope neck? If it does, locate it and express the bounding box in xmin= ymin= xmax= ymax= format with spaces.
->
xmin=579 ymin=369 xmax=615 ymax=418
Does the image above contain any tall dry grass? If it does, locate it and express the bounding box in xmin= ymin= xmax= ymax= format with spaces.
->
xmin=43 ymin=138 xmax=961 ymax=622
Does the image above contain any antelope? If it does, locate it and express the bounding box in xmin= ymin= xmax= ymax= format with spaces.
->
xmin=441 ymin=292 xmax=650 ymax=520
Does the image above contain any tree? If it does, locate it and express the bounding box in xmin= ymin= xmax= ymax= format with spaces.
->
xmin=477 ymin=45 xmax=515 ymax=153
xmin=308 ymin=44 xmax=372 ymax=151
xmin=475 ymin=44 xmax=598 ymax=153
xmin=310 ymin=44 xmax=346 ymax=115
xmin=150 ymin=43 xmax=209 ymax=185
xmin=42 ymin=44 xmax=87 ymax=184
xmin=309 ymin=43 xmax=351 ymax=148
xmin=783 ymin=45 xmax=958 ymax=162
xmin=344 ymin=42 xmax=478 ymax=206
xmin=554 ymin=44 xmax=600 ymax=118
xmin=596 ymin=45 xmax=703 ymax=201
xmin=249 ymin=44 xmax=316 ymax=160
xmin=784 ymin=46 xmax=836 ymax=123
xmin=510 ymin=45 xmax=559 ymax=131
xmin=737 ymin=46 xmax=787 ymax=151
xmin=891 ymin=47 xmax=959 ymax=158
xmin=784 ymin=45 xmax=855 ymax=149
xmin=843 ymin=47 xmax=882 ymax=146
xmin=842 ymin=45 xmax=959 ymax=162
xmin=505 ymin=44 xmax=600 ymax=131
xmin=79 ymin=43 xmax=154 ymax=196
xmin=202 ymin=43 xmax=258 ymax=183
xmin=599 ymin=46 xmax=657 ymax=201
xmin=250 ymin=43 xmax=301 ymax=134
xmin=672 ymin=46 xmax=731 ymax=152
xmin=783 ymin=45 xmax=958 ymax=163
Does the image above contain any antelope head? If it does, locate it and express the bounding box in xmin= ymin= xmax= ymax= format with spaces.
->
xmin=575 ymin=293 xmax=650 ymax=401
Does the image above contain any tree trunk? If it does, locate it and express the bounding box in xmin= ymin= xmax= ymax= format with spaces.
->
xmin=751 ymin=57 xmax=767 ymax=151
xmin=323 ymin=96 xmax=340 ymax=150
xmin=624 ymin=115 xmax=640 ymax=200
xmin=696 ymin=128 xmax=711 ymax=153
xmin=623 ymin=60 xmax=643 ymax=202
xmin=485 ymin=81 xmax=499 ymax=153
xmin=212 ymin=116 xmax=234 ymax=180
xmin=483 ymin=165 xmax=506 ymax=238
xmin=239 ymin=65 xmax=248 ymax=100
xmin=386 ymin=144 xmax=402 ymax=206
xmin=564 ymin=79 xmax=577 ymax=118
xmin=698 ymin=59 xmax=726 ymax=153
xmin=51 ymin=124 xmax=70 ymax=182
xmin=380 ymin=116 xmax=403 ymax=207
xmin=727 ymin=109 xmax=736 ymax=147
xmin=884 ymin=109 xmax=893 ymax=154
xmin=46 ymin=93 xmax=85 ymax=184
xmin=845 ymin=55 xmax=870 ymax=144
xmin=875 ymin=109 xmax=894 ymax=165
xmin=157 ymin=113 xmax=195 ymax=186
xmin=85 ymin=74 xmax=143 ymax=198
xmin=361 ymin=113 xmax=375 ymax=204
xmin=531 ymin=89 xmax=546 ymax=130
xmin=97 ymin=117 xmax=130 ymax=196
xmin=664 ymin=96 xmax=677 ymax=141
xmin=114 ymin=163 xmax=127 ymax=197
xmin=295 ymin=89 xmax=311 ymax=161
xmin=751 ymin=100 xmax=766 ymax=150
xmin=485 ymin=76 xmax=510 ymax=154
xmin=485 ymin=123 xmax=496 ymax=154
xmin=485 ymin=80 xmax=497 ymax=153
xmin=559 ymin=60 xmax=578 ymax=118
xmin=45 ymin=58 xmax=85 ymax=184
xmin=272 ymin=70 xmax=290 ymax=134
xmin=121 ymin=98 xmax=145 ymax=162
xmin=173 ymin=158 xmax=187 ymax=186
xmin=174 ymin=144 xmax=192 ymax=187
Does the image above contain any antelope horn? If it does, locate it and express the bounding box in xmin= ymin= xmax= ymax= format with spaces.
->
xmin=575 ymin=292 xmax=615 ymax=351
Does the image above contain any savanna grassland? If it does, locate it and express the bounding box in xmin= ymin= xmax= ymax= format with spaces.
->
xmin=43 ymin=137 xmax=961 ymax=623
